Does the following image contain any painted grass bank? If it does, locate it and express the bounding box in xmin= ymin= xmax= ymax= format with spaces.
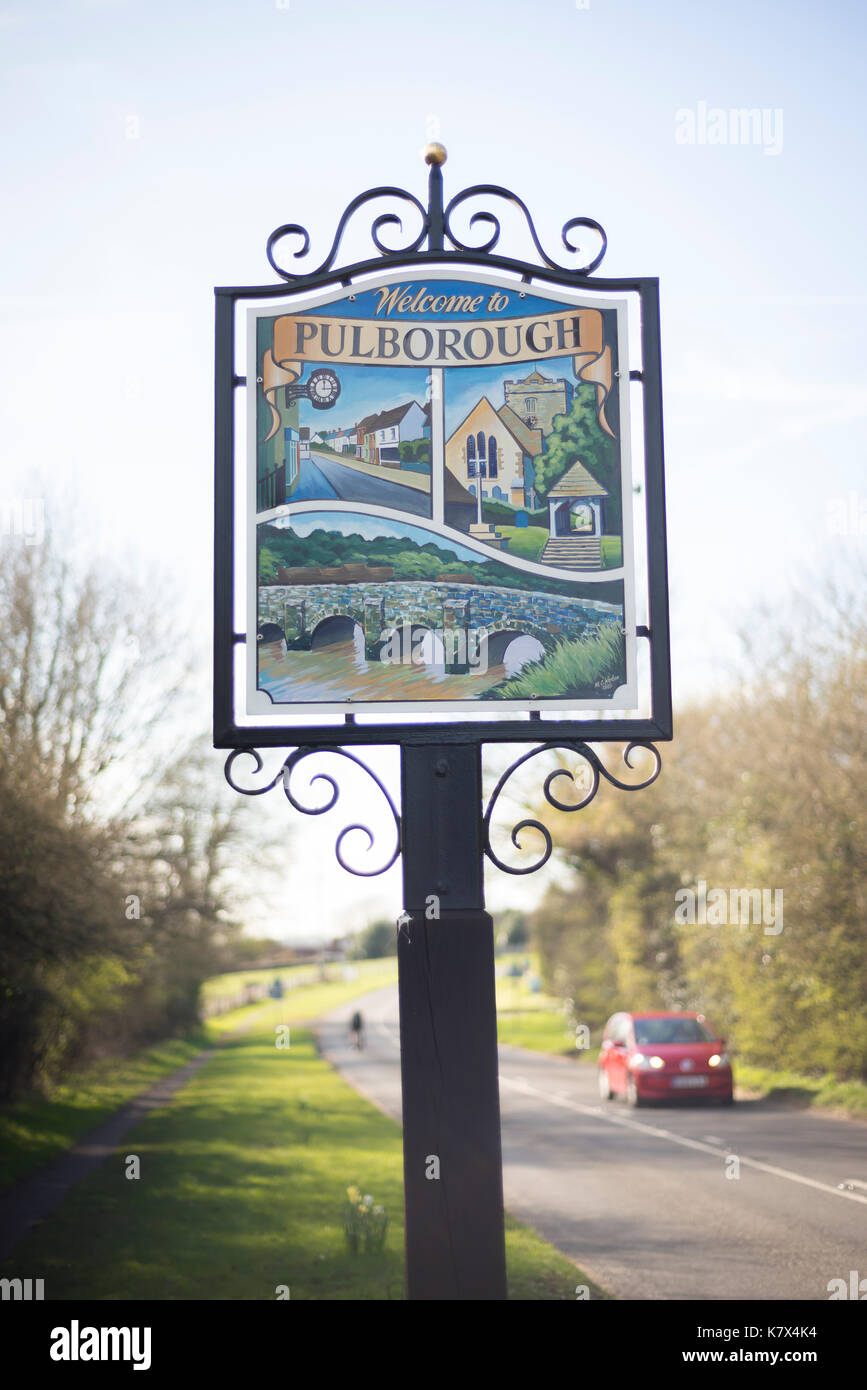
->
xmin=0 ymin=961 xmax=399 ymax=1193
xmin=0 ymin=1013 xmax=605 ymax=1300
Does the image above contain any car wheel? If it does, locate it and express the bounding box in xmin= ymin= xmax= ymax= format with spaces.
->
xmin=720 ymin=1091 xmax=734 ymax=1106
xmin=598 ymin=1068 xmax=614 ymax=1101
xmin=626 ymin=1076 xmax=643 ymax=1108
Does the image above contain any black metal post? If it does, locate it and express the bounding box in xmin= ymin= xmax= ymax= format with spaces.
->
xmin=397 ymin=742 xmax=508 ymax=1300
xmin=426 ymin=148 xmax=445 ymax=252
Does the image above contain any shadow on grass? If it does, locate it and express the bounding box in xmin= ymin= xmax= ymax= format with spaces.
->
xmin=752 ymin=1085 xmax=823 ymax=1109
xmin=0 ymin=1031 xmax=407 ymax=1300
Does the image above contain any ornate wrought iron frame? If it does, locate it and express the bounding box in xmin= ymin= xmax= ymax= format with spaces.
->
xmin=224 ymin=737 xmax=662 ymax=879
xmin=214 ymin=153 xmax=672 ymax=750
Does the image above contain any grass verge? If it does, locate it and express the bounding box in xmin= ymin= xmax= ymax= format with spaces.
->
xmin=495 ymin=955 xmax=580 ymax=1055
xmin=734 ymin=1063 xmax=867 ymax=1120
xmin=0 ymin=1016 xmax=605 ymax=1300
xmin=0 ymin=961 xmax=398 ymax=1193
xmin=0 ymin=1034 xmax=211 ymax=1194
xmin=494 ymin=961 xmax=867 ymax=1118
xmin=498 ymin=1010 xmax=577 ymax=1054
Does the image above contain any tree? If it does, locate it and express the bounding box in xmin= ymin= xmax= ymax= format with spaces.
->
xmin=351 ymin=919 xmax=397 ymax=959
xmin=0 ymin=518 xmax=269 ymax=1097
xmin=521 ymin=569 xmax=867 ymax=1081
xmin=0 ymin=773 xmax=131 ymax=1096
xmin=398 ymin=438 xmax=431 ymax=466
xmin=532 ymin=384 xmax=621 ymax=531
xmin=117 ymin=738 xmax=250 ymax=1036
xmin=0 ymin=519 xmax=189 ymax=816
xmin=496 ymin=909 xmax=529 ymax=947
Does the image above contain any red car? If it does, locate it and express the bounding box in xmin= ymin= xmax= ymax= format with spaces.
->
xmin=598 ymin=1010 xmax=734 ymax=1106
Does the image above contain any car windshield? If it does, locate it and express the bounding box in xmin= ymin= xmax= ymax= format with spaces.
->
xmin=632 ymin=1017 xmax=715 ymax=1045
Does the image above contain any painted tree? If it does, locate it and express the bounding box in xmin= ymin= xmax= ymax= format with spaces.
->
xmin=532 ymin=384 xmax=621 ymax=532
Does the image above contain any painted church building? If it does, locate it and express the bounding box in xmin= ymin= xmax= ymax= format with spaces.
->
xmin=503 ymin=367 xmax=573 ymax=436
xmin=445 ymin=396 xmax=542 ymax=511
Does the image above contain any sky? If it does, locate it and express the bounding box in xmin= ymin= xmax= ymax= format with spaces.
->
xmin=2 ymin=0 xmax=865 ymax=939
xmin=444 ymin=356 xmax=577 ymax=437
xmin=294 ymin=363 xmax=430 ymax=433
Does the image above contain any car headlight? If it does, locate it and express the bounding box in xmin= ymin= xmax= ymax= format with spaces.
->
xmin=708 ymin=1052 xmax=730 ymax=1067
xmin=631 ymin=1053 xmax=665 ymax=1070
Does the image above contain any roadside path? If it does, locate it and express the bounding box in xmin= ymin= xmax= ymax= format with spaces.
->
xmin=0 ymin=1005 xmax=271 ymax=1262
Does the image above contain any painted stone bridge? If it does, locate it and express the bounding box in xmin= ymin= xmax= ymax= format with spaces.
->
xmin=258 ymin=579 xmax=621 ymax=667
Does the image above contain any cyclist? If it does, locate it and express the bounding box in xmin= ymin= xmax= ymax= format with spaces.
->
xmin=349 ymin=1009 xmax=365 ymax=1050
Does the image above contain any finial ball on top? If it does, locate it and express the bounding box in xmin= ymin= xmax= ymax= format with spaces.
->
xmin=421 ymin=142 xmax=447 ymax=167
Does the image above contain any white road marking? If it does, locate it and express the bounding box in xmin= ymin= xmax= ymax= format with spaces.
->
xmin=343 ymin=1004 xmax=867 ymax=1212
xmin=500 ymin=1075 xmax=867 ymax=1209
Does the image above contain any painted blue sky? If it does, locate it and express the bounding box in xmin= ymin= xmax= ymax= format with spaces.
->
xmin=444 ymin=356 xmax=580 ymax=438
xmin=308 ymin=280 xmax=564 ymax=321
xmin=294 ymin=361 xmax=429 ymax=434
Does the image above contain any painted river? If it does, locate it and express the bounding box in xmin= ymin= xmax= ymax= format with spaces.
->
xmin=257 ymin=635 xmax=539 ymax=702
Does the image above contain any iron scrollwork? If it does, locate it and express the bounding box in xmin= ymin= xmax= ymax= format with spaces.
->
xmin=483 ymin=742 xmax=662 ymax=876
xmin=224 ymin=747 xmax=401 ymax=878
xmin=222 ymin=150 xmax=664 ymax=876
xmin=266 ymin=185 xmax=429 ymax=282
xmin=263 ymin=146 xmax=607 ymax=282
xmin=443 ymin=184 xmax=607 ymax=275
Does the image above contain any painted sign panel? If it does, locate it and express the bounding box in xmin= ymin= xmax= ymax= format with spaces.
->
xmin=247 ymin=270 xmax=637 ymax=714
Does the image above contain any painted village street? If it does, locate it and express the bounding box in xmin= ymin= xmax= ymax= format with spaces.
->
xmin=296 ymin=449 xmax=432 ymax=517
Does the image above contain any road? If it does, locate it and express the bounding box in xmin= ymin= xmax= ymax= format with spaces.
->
xmin=306 ymin=450 xmax=431 ymax=515
xmin=318 ymin=986 xmax=867 ymax=1301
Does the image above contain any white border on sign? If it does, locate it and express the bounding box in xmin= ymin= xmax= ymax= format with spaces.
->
xmin=245 ymin=268 xmax=638 ymax=717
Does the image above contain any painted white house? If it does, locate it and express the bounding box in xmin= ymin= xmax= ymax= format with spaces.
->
xmin=371 ymin=400 xmax=427 ymax=465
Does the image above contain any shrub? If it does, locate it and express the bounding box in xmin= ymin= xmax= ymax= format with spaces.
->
xmin=343 ymin=1186 xmax=389 ymax=1254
